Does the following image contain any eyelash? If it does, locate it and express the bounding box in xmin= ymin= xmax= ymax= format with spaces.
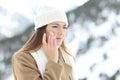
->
xmin=52 ymin=26 xmax=58 ymax=28
xmin=63 ymin=27 xmax=67 ymax=29
xmin=52 ymin=26 xmax=67 ymax=29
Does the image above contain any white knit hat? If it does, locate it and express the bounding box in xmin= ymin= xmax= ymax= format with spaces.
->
xmin=34 ymin=6 xmax=68 ymax=30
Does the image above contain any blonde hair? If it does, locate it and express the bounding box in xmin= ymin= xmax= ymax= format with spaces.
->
xmin=12 ymin=25 xmax=72 ymax=80
xmin=16 ymin=25 xmax=71 ymax=55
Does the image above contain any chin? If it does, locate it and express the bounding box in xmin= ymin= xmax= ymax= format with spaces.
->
xmin=57 ymin=43 xmax=62 ymax=48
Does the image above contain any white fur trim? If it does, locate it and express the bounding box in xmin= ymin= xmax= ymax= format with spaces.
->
xmin=31 ymin=48 xmax=48 ymax=78
xmin=30 ymin=48 xmax=77 ymax=80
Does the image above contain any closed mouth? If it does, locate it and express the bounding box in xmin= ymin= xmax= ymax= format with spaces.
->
xmin=56 ymin=38 xmax=63 ymax=41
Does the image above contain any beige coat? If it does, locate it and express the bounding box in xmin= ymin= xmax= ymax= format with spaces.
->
xmin=12 ymin=51 xmax=72 ymax=80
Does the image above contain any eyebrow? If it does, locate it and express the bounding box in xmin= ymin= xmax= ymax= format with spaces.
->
xmin=50 ymin=23 xmax=66 ymax=26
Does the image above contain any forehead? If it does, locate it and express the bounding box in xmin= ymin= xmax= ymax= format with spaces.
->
xmin=48 ymin=21 xmax=66 ymax=26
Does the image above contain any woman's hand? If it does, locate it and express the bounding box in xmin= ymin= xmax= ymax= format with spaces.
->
xmin=42 ymin=32 xmax=58 ymax=63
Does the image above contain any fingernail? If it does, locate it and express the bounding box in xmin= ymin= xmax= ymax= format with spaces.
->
xmin=43 ymin=33 xmax=45 ymax=36
xmin=54 ymin=36 xmax=56 ymax=39
xmin=51 ymin=32 xmax=54 ymax=35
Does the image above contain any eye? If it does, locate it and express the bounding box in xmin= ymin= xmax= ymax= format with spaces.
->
xmin=52 ymin=26 xmax=58 ymax=28
xmin=63 ymin=26 xmax=67 ymax=29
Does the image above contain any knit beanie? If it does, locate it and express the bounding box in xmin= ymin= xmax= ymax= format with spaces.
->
xmin=34 ymin=6 xmax=68 ymax=30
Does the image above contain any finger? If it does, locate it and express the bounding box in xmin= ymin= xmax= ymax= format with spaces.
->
xmin=50 ymin=32 xmax=54 ymax=48
xmin=42 ymin=33 xmax=47 ymax=45
xmin=54 ymin=36 xmax=57 ymax=48
xmin=48 ymin=32 xmax=51 ymax=46
xmin=52 ymin=33 xmax=57 ymax=49
xmin=53 ymin=34 xmax=56 ymax=48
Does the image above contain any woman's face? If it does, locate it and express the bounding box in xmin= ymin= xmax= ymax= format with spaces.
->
xmin=45 ymin=21 xmax=67 ymax=48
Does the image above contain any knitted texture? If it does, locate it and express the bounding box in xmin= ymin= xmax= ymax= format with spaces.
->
xmin=34 ymin=6 xmax=68 ymax=30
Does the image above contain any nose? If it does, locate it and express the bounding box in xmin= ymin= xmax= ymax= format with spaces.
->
xmin=58 ymin=28 xmax=65 ymax=35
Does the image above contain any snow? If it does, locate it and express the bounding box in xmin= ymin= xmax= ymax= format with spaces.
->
xmin=65 ymin=12 xmax=120 ymax=80
xmin=1 ymin=0 xmax=120 ymax=80
xmin=0 ymin=0 xmax=88 ymax=39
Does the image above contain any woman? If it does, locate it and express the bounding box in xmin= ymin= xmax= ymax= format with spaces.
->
xmin=12 ymin=6 xmax=77 ymax=80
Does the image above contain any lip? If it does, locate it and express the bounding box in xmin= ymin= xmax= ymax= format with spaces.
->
xmin=56 ymin=38 xmax=62 ymax=39
xmin=56 ymin=38 xmax=63 ymax=41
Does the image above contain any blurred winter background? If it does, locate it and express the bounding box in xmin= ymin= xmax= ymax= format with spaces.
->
xmin=0 ymin=0 xmax=120 ymax=80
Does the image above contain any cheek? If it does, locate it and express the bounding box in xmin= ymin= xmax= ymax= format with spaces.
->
xmin=46 ymin=32 xmax=50 ymax=40
xmin=62 ymin=30 xmax=67 ymax=37
xmin=45 ymin=30 xmax=49 ymax=40
xmin=53 ymin=31 xmax=58 ymax=37
xmin=46 ymin=30 xmax=56 ymax=39
xmin=64 ymin=30 xmax=67 ymax=35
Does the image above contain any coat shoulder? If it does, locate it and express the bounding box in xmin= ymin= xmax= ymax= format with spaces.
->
xmin=12 ymin=51 xmax=36 ymax=65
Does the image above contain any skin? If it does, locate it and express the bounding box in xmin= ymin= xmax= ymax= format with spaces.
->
xmin=42 ymin=21 xmax=67 ymax=63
